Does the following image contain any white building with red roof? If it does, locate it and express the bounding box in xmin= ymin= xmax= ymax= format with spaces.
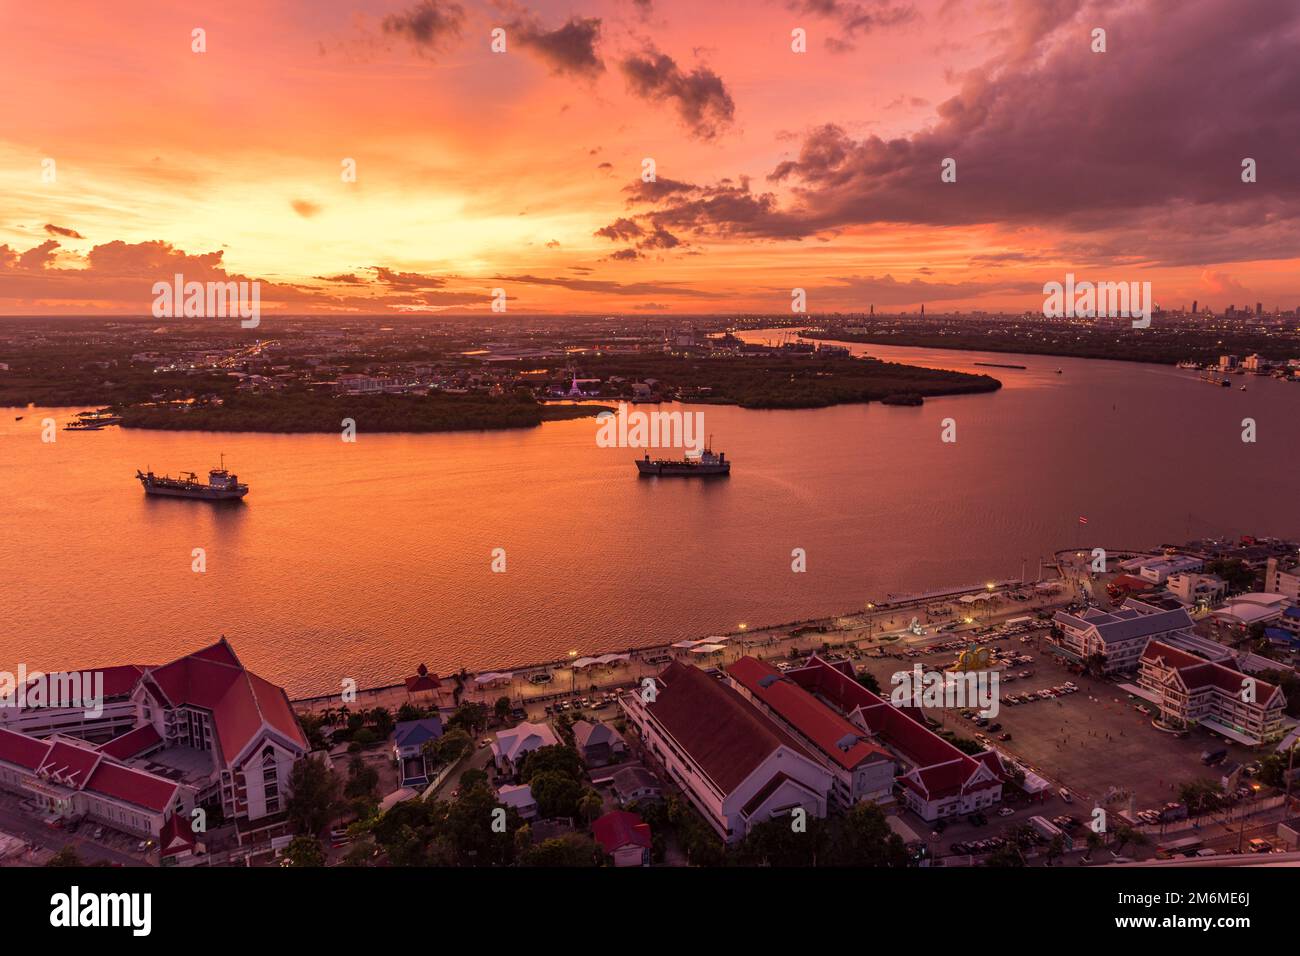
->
xmin=727 ymin=656 xmax=896 ymax=808
xmin=784 ymin=656 xmax=1006 ymax=822
xmin=0 ymin=638 xmax=308 ymax=842
xmin=130 ymin=638 xmax=309 ymax=826
xmin=621 ymin=662 xmax=833 ymax=844
xmin=1138 ymin=641 xmax=1286 ymax=744
xmin=0 ymin=729 xmax=191 ymax=838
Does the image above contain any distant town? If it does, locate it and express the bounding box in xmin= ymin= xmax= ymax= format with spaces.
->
xmin=3 ymin=311 xmax=1299 ymax=434
xmin=4 ymin=533 xmax=1299 ymax=868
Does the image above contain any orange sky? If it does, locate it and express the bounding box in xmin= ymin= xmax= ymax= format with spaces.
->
xmin=2 ymin=0 xmax=1298 ymax=316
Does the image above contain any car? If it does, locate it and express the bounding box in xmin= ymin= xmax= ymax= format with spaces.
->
xmin=1248 ymin=839 xmax=1272 ymax=854
xmin=998 ymin=732 xmax=1012 ymax=741
xmin=998 ymin=807 xmax=1015 ymax=817
xmin=92 ymin=826 xmax=104 ymax=840
xmin=988 ymin=722 xmax=1002 ymax=732
xmin=1058 ymin=788 xmax=1073 ymax=803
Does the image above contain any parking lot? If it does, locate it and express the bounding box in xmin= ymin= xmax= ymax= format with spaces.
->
xmin=858 ymin=626 xmax=1262 ymax=813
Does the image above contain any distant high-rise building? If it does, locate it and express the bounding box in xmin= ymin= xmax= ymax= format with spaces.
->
xmin=920 ymin=303 xmax=925 ymax=317
xmin=1255 ymin=302 xmax=1263 ymax=317
xmin=1191 ymin=299 xmax=1198 ymax=314
xmin=869 ymin=304 xmax=874 ymax=317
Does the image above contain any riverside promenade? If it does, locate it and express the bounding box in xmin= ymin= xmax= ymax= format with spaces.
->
xmin=291 ymin=569 xmax=1075 ymax=718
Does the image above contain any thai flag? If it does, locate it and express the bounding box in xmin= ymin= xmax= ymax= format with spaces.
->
xmin=1078 ymin=515 xmax=1088 ymax=525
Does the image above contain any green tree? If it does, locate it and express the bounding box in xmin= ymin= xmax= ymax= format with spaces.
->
xmin=45 ymin=845 xmax=82 ymax=867
xmin=282 ymin=835 xmax=326 ymax=867
xmin=369 ymin=707 xmax=395 ymax=737
xmin=855 ymin=671 xmax=882 ymax=694
xmin=530 ymin=770 xmax=584 ymax=818
xmin=447 ymin=701 xmax=490 ymax=736
xmin=424 ymin=728 xmax=473 ymax=769
xmin=520 ymin=833 xmax=603 ymax=867
xmin=286 ymin=756 xmax=341 ymax=836
xmin=344 ymin=754 xmax=379 ymax=800
xmin=577 ymin=789 xmax=604 ymax=825
xmin=824 ymin=802 xmax=910 ymax=867
xmin=494 ymin=696 xmax=512 ymax=723
xmin=519 ymin=745 xmax=584 ymax=783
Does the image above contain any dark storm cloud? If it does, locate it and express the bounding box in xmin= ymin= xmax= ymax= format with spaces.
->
xmin=611 ymin=0 xmax=1300 ymax=267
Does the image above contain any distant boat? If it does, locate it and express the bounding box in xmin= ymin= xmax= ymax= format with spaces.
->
xmin=136 ymin=455 xmax=248 ymax=500
xmin=13 ymin=416 xmax=22 ymax=421
xmin=636 ymin=444 xmax=730 ymax=477
xmin=1055 ymin=368 xmax=1063 ymax=374
xmin=1240 ymin=385 xmax=1247 ymax=391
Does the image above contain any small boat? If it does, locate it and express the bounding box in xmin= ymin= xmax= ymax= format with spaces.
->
xmin=14 ymin=416 xmax=22 ymax=421
xmin=1055 ymin=368 xmax=1062 ymax=374
xmin=1240 ymin=385 xmax=1247 ymax=391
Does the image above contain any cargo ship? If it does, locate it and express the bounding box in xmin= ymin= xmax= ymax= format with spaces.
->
xmin=136 ymin=455 xmax=249 ymax=500
xmin=635 ymin=445 xmax=730 ymax=477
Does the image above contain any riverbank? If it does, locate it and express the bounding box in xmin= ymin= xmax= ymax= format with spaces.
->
xmin=115 ymin=393 xmax=614 ymax=433
xmin=798 ymin=325 xmax=1300 ymax=368
xmin=290 ymin=570 xmax=1070 ymax=716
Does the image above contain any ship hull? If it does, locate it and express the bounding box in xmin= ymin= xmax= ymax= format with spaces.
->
xmin=635 ymin=460 xmax=730 ymax=477
xmin=140 ymin=484 xmax=248 ymax=500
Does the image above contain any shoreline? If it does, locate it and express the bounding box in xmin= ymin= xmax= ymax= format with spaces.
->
xmin=290 ymin=567 xmax=1079 ymax=716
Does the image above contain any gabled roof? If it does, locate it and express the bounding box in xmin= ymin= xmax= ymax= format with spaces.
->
xmin=160 ymin=813 xmax=196 ymax=854
xmin=727 ymin=656 xmax=893 ymax=771
xmin=394 ymin=718 xmax=443 ymax=749
xmin=592 ymin=810 xmax=651 ymax=854
xmin=405 ymin=664 xmax=441 ymax=693
xmin=85 ymin=760 xmax=179 ymax=813
xmin=1054 ymin=602 xmax=1194 ymax=645
xmin=1144 ymin=641 xmax=1282 ymax=703
xmin=0 ymin=727 xmax=53 ymax=771
xmin=140 ymin=637 xmax=307 ymax=765
xmin=572 ymin=720 xmax=618 ymax=750
xmin=493 ymin=721 xmax=559 ymax=763
xmin=0 ymin=730 xmax=179 ymax=814
xmin=786 ymin=656 xmax=1005 ymax=796
xmin=97 ymin=723 xmax=163 ymax=760
xmin=645 ymin=662 xmax=817 ymax=794
xmin=37 ymin=740 xmax=103 ymax=789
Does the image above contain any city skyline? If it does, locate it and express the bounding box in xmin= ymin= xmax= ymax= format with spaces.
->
xmin=3 ymin=0 xmax=1300 ymax=317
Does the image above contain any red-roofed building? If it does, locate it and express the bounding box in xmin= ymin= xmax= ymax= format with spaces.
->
xmin=727 ymin=656 xmax=895 ymax=808
xmin=129 ymin=638 xmax=309 ymax=826
xmin=621 ymin=662 xmax=833 ymax=844
xmin=591 ymin=809 xmax=652 ymax=867
xmin=0 ymin=664 xmax=149 ymax=741
xmin=1139 ymin=641 xmax=1286 ymax=744
xmin=0 ymin=638 xmax=308 ymax=841
xmin=784 ymin=656 xmax=1006 ymax=821
xmin=0 ymin=728 xmax=188 ymax=838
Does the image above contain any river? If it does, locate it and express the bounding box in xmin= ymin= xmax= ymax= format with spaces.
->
xmin=2 ymin=333 xmax=1296 ymax=695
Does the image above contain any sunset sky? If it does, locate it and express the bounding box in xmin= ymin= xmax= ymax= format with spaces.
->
xmin=2 ymin=0 xmax=1298 ymax=316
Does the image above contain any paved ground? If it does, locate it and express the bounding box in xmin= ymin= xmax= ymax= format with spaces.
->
xmin=856 ymin=635 xmax=1266 ymax=812
xmin=0 ymin=792 xmax=145 ymax=866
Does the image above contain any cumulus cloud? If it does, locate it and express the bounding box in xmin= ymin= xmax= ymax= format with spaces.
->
xmin=619 ymin=48 xmax=735 ymax=139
